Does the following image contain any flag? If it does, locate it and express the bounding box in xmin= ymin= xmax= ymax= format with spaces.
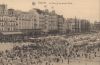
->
xmin=32 ymin=2 xmax=36 ymax=5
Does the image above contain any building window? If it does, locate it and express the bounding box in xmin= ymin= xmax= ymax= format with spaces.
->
xmin=34 ymin=19 xmax=36 ymax=21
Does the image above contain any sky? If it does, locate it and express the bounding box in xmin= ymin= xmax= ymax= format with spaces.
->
xmin=0 ymin=0 xmax=100 ymax=22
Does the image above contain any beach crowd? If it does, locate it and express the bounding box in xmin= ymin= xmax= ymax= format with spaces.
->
xmin=0 ymin=32 xmax=100 ymax=65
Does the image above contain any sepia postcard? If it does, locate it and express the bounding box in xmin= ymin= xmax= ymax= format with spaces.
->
xmin=0 ymin=0 xmax=100 ymax=65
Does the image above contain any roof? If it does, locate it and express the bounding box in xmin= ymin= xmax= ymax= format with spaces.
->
xmin=1 ymin=32 xmax=23 ymax=35
xmin=34 ymin=9 xmax=45 ymax=14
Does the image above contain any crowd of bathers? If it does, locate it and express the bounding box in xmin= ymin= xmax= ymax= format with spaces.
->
xmin=0 ymin=32 xmax=100 ymax=65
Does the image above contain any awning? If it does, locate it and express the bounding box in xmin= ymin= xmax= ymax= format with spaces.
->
xmin=1 ymin=32 xmax=23 ymax=35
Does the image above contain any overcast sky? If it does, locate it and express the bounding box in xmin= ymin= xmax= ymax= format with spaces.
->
xmin=0 ymin=0 xmax=100 ymax=22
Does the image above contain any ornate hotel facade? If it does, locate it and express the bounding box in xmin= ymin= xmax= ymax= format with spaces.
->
xmin=0 ymin=4 xmax=91 ymax=41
